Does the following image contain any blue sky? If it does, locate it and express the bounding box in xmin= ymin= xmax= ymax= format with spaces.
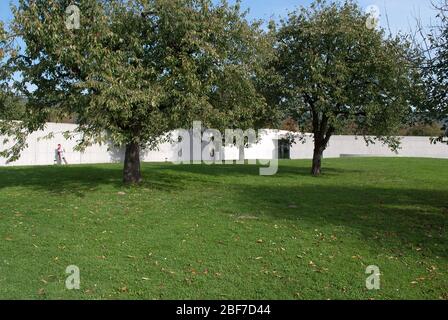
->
xmin=0 ymin=0 xmax=439 ymax=34
xmin=233 ymin=0 xmax=437 ymax=34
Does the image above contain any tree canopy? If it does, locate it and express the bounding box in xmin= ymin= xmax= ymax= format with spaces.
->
xmin=0 ymin=21 xmax=27 ymax=146
xmin=0 ymin=0 xmax=428 ymax=179
xmin=270 ymin=0 xmax=417 ymax=175
xmin=2 ymin=0 xmax=273 ymax=183
xmin=417 ymin=0 xmax=448 ymax=144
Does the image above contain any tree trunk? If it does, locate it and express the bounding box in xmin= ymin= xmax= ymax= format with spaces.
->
xmin=311 ymin=146 xmax=324 ymax=176
xmin=238 ymin=144 xmax=245 ymax=162
xmin=123 ymin=142 xmax=142 ymax=184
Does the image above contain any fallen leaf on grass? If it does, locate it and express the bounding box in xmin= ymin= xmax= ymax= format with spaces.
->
xmin=416 ymin=277 xmax=426 ymax=281
xmin=161 ymin=268 xmax=176 ymax=275
xmin=427 ymin=266 xmax=437 ymax=273
xmin=235 ymin=215 xmax=259 ymax=220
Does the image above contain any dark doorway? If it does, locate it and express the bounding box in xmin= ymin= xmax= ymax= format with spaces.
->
xmin=278 ymin=139 xmax=291 ymax=159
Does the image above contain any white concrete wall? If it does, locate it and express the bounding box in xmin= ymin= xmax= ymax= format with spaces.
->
xmin=0 ymin=123 xmax=447 ymax=167
xmin=289 ymin=134 xmax=448 ymax=159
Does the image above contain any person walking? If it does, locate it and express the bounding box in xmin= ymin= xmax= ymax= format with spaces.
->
xmin=55 ymin=144 xmax=68 ymax=165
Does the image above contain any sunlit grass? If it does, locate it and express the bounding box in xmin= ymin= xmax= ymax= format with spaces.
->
xmin=0 ymin=158 xmax=446 ymax=299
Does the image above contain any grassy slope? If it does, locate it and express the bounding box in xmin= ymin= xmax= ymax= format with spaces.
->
xmin=0 ymin=158 xmax=446 ymax=300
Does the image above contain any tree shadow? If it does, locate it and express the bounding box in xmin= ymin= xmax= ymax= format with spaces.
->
xmin=227 ymin=182 xmax=448 ymax=258
xmin=165 ymin=161 xmax=361 ymax=177
xmin=0 ymin=164 xmax=187 ymax=197
xmin=0 ymin=162 xmax=446 ymax=259
xmin=0 ymin=162 xmax=312 ymax=195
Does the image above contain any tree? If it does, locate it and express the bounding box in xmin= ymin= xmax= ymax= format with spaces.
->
xmin=271 ymin=0 xmax=415 ymax=175
xmin=0 ymin=21 xmax=26 ymax=144
xmin=0 ymin=21 xmax=15 ymax=120
xmin=416 ymin=0 xmax=448 ymax=143
xmin=2 ymin=0 xmax=271 ymax=183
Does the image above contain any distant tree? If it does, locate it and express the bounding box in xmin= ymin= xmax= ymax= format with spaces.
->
xmin=280 ymin=117 xmax=299 ymax=132
xmin=0 ymin=95 xmax=26 ymax=121
xmin=271 ymin=0 xmax=416 ymax=176
xmin=399 ymin=123 xmax=444 ymax=137
xmin=2 ymin=0 xmax=272 ymax=183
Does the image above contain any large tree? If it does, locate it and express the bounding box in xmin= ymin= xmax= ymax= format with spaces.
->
xmin=271 ymin=0 xmax=416 ymax=175
xmin=1 ymin=0 xmax=271 ymax=183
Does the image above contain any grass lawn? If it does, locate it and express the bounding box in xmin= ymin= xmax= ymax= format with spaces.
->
xmin=0 ymin=158 xmax=447 ymax=300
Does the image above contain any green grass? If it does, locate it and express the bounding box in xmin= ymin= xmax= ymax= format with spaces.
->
xmin=0 ymin=158 xmax=447 ymax=300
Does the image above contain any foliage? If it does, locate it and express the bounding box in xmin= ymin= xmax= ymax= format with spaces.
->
xmin=416 ymin=0 xmax=448 ymax=144
xmin=270 ymin=0 xmax=416 ymax=174
xmin=0 ymin=21 xmax=29 ymax=156
xmin=399 ymin=123 xmax=444 ymax=137
xmin=1 ymin=0 xmax=273 ymax=181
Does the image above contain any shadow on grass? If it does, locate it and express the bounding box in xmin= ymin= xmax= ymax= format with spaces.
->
xmin=0 ymin=162 xmax=358 ymax=196
xmin=165 ymin=161 xmax=361 ymax=177
xmin=0 ymin=162 xmax=446 ymax=258
xmin=164 ymin=163 xmax=447 ymax=258
xmin=0 ymin=164 xmax=185 ymax=197
xmin=227 ymin=183 xmax=448 ymax=258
